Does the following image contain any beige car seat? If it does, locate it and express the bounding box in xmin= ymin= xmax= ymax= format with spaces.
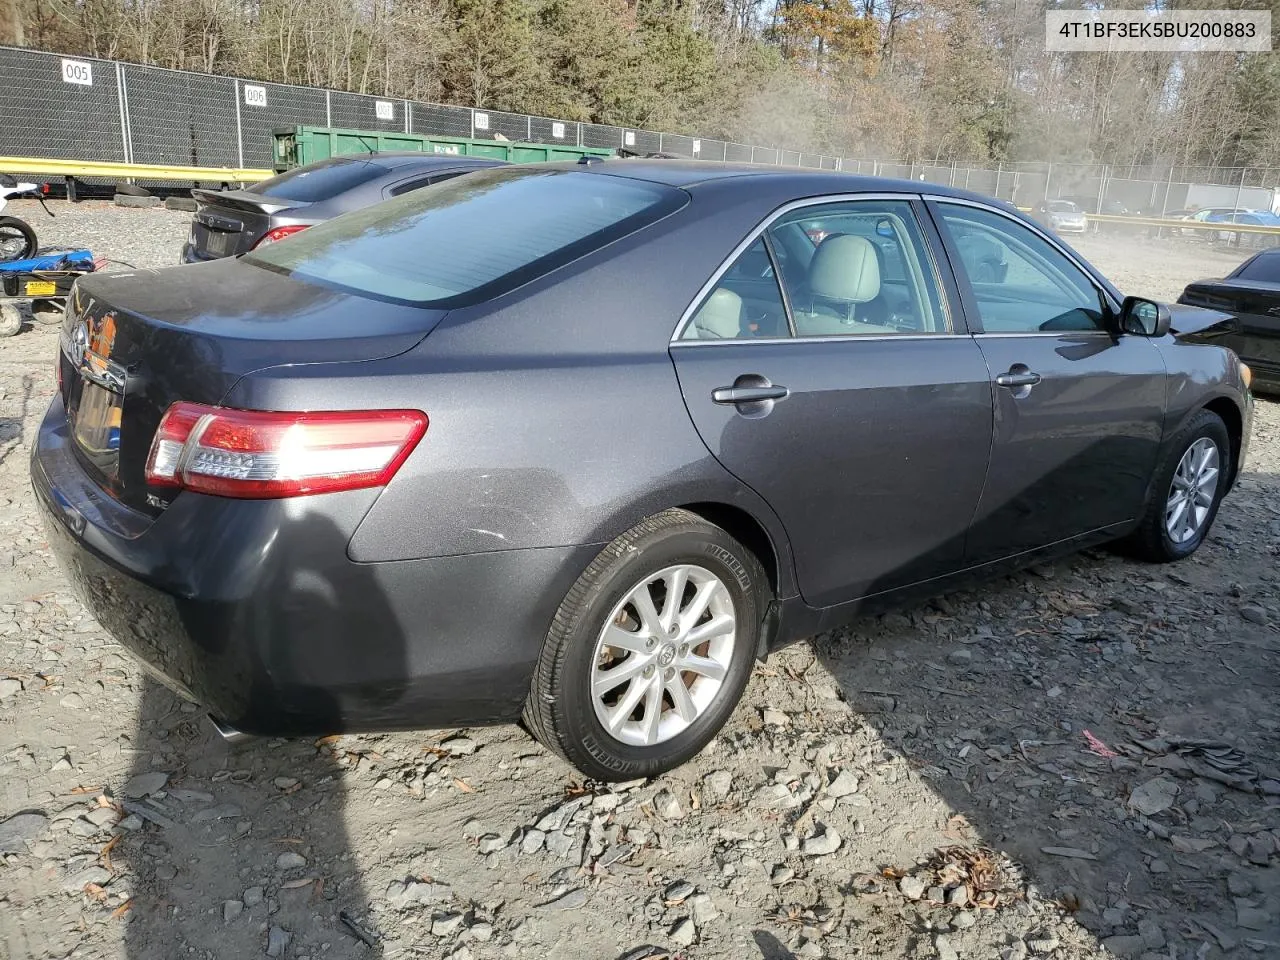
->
xmin=793 ymin=235 xmax=895 ymax=336
xmin=688 ymin=287 xmax=743 ymax=339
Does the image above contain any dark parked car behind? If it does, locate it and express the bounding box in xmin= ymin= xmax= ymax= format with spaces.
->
xmin=180 ymin=153 xmax=507 ymax=262
xmin=36 ymin=163 xmax=1252 ymax=781
xmin=1180 ymin=247 xmax=1280 ymax=392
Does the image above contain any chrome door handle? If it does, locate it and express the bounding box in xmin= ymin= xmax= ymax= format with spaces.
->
xmin=995 ymin=370 xmax=1042 ymax=388
xmin=712 ymin=385 xmax=789 ymax=404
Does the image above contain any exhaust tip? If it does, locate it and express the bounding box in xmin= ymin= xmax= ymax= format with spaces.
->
xmin=208 ymin=715 xmax=254 ymax=745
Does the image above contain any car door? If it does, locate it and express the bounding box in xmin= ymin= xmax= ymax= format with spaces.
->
xmin=669 ymin=196 xmax=993 ymax=609
xmin=927 ymin=198 xmax=1167 ymax=565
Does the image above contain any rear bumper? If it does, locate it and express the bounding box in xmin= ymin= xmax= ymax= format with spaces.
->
xmin=1243 ymin=359 xmax=1280 ymax=396
xmin=31 ymin=396 xmax=597 ymax=734
xmin=179 ymin=242 xmax=219 ymax=264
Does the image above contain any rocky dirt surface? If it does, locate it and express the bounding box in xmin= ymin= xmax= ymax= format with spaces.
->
xmin=1 ymin=204 xmax=1278 ymax=960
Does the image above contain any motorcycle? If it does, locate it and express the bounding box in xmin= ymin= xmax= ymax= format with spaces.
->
xmin=0 ymin=174 xmax=48 ymax=261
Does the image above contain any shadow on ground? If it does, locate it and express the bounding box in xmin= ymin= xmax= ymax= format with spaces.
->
xmin=808 ymin=469 xmax=1280 ymax=954
xmin=117 ymin=681 xmax=376 ymax=958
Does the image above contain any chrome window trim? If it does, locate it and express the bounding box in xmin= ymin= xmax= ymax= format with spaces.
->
xmin=670 ymin=192 xmax=953 ymax=344
xmin=672 ymin=333 xmax=973 ymax=348
xmin=972 ymin=331 xmax=1115 ymax=340
xmin=923 ymin=194 xmax=1123 ymax=316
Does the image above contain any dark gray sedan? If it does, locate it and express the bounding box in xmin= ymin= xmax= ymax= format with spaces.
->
xmin=179 ymin=153 xmax=506 ymax=262
xmin=34 ymin=162 xmax=1253 ymax=781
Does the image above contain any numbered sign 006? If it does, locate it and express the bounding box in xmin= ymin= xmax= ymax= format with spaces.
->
xmin=61 ymin=59 xmax=93 ymax=86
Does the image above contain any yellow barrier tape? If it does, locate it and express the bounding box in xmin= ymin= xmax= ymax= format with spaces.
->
xmin=0 ymin=156 xmax=272 ymax=183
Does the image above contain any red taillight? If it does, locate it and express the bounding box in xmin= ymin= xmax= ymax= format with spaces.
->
xmin=145 ymin=402 xmax=428 ymax=499
xmin=251 ymin=225 xmax=309 ymax=249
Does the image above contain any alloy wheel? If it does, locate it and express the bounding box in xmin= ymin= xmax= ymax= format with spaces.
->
xmin=590 ymin=564 xmax=736 ymax=747
xmin=1165 ymin=437 xmax=1220 ymax=544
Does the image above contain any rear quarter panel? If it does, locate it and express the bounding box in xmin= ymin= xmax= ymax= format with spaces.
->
xmin=221 ymin=178 xmax=805 ymax=597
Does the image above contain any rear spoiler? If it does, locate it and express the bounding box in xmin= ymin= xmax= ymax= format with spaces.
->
xmin=190 ymin=188 xmax=298 ymax=216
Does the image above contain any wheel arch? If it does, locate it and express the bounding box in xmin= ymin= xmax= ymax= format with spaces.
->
xmin=677 ymin=501 xmax=784 ymax=599
xmin=1203 ymin=394 xmax=1244 ymax=486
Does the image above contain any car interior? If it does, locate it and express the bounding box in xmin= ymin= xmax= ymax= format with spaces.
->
xmin=937 ymin=209 xmax=1107 ymax=332
xmin=684 ymin=208 xmax=945 ymax=339
xmin=684 ymin=203 xmax=1112 ymax=339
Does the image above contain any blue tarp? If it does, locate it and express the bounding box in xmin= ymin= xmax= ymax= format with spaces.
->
xmin=0 ymin=249 xmax=94 ymax=273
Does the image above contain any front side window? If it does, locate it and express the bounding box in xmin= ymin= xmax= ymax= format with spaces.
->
xmin=680 ymin=197 xmax=948 ymax=340
xmin=935 ymin=203 xmax=1107 ymax=333
xmin=247 ymin=168 xmax=685 ymax=306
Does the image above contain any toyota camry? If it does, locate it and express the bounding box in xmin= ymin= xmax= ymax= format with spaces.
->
xmin=32 ymin=161 xmax=1253 ymax=781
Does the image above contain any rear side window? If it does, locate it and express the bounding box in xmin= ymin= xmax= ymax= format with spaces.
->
xmin=246 ymin=168 xmax=685 ymax=306
xmin=247 ymin=158 xmax=385 ymax=202
xmin=387 ymin=171 xmax=467 ymax=197
xmin=1235 ymin=252 xmax=1280 ymax=282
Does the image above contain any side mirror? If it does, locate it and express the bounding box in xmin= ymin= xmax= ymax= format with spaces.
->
xmin=875 ymin=219 xmax=894 ymax=238
xmin=1119 ymin=296 xmax=1171 ymax=337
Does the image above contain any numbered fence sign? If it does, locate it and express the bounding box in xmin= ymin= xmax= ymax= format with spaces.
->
xmin=474 ymin=112 xmax=489 ymax=131
xmin=243 ymin=84 xmax=267 ymax=107
xmin=692 ymin=139 xmax=701 ymax=154
xmin=624 ymin=131 xmax=636 ymax=146
xmin=375 ymin=100 xmax=395 ymax=121
xmin=551 ymin=122 xmax=565 ymax=140
xmin=61 ymin=59 xmax=92 ymax=86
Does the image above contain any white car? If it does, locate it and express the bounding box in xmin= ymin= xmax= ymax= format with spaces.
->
xmin=1034 ymin=199 xmax=1087 ymax=234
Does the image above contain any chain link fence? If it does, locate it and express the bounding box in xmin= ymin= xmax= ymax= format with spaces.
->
xmin=2 ymin=44 xmax=1279 ymax=212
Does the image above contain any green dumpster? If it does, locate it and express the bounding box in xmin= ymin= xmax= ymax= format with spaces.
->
xmin=272 ymin=125 xmax=615 ymax=172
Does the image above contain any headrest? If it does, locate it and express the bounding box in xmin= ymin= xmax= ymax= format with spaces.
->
xmin=690 ymin=287 xmax=742 ymax=339
xmin=808 ymin=234 xmax=881 ymax=303
xmin=957 ymin=232 xmax=1000 ymax=264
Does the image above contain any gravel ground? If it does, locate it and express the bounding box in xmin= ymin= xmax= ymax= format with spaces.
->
xmin=2 ymin=201 xmax=1279 ymax=960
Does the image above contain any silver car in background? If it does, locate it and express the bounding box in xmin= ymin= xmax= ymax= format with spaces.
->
xmin=179 ymin=153 xmax=507 ymax=262
xmin=1033 ymin=199 xmax=1088 ymax=234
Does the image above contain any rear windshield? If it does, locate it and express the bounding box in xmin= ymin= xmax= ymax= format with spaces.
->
xmin=1048 ymin=201 xmax=1079 ymax=212
xmin=245 ymin=168 xmax=685 ymax=306
xmin=247 ymin=158 xmax=385 ymax=202
xmin=1235 ymin=252 xmax=1280 ymax=282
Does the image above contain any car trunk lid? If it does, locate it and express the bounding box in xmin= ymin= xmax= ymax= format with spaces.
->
xmin=58 ymin=258 xmax=445 ymax=516
xmin=190 ymin=189 xmax=303 ymax=259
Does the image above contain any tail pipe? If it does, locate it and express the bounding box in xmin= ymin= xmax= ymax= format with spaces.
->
xmin=207 ymin=715 xmax=254 ymax=745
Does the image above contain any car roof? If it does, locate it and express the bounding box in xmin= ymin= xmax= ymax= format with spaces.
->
xmin=334 ymin=152 xmax=509 ymax=171
xmin=566 ymin=158 xmax=1017 ymax=207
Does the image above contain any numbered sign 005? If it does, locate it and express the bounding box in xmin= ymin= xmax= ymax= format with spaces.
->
xmin=61 ymin=59 xmax=93 ymax=86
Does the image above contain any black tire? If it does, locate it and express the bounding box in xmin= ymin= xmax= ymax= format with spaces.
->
xmin=0 ymin=302 xmax=22 ymax=337
xmin=0 ymin=215 xmax=37 ymax=261
xmin=1124 ymin=409 xmax=1231 ymax=563
xmin=29 ymin=298 xmax=65 ymax=325
xmin=523 ymin=508 xmax=768 ymax=781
